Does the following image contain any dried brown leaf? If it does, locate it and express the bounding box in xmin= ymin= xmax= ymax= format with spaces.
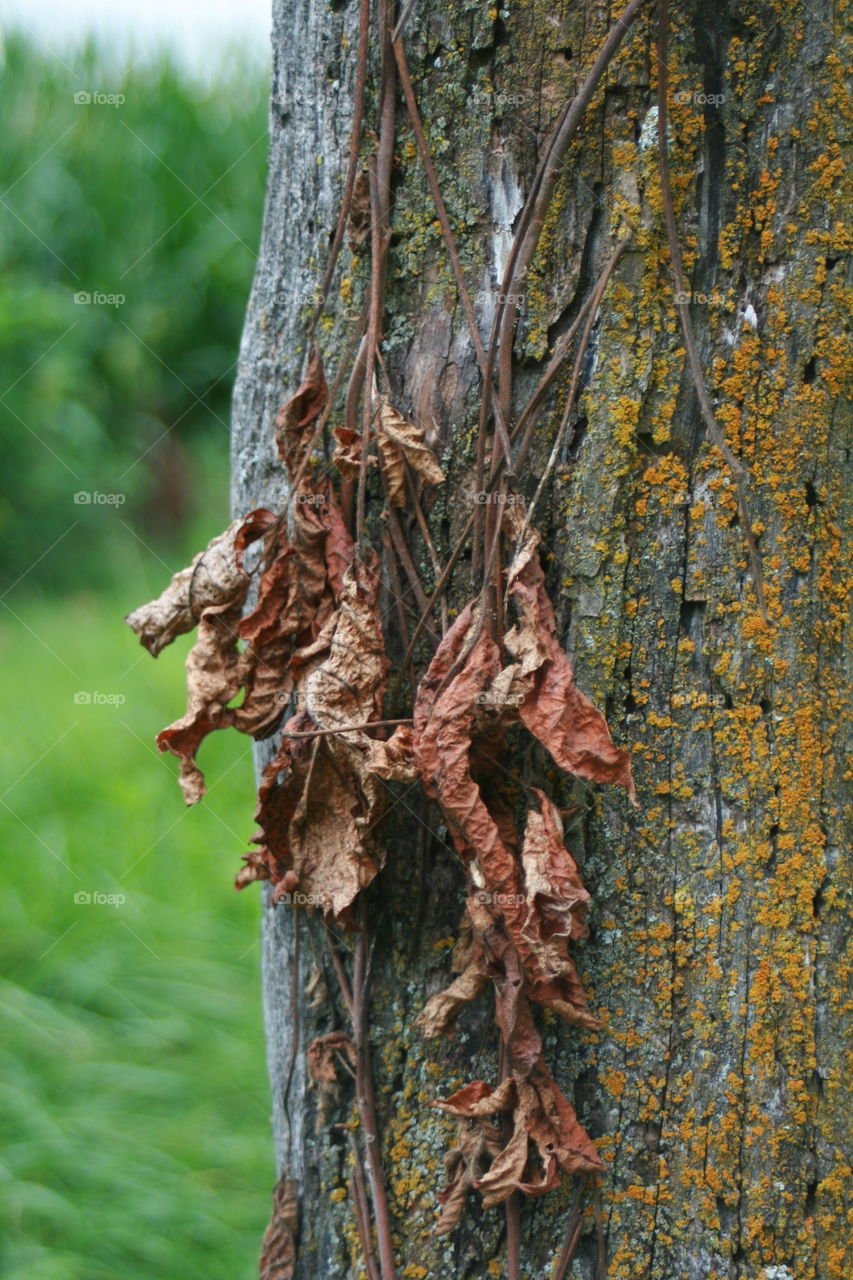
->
xmin=259 ymin=1174 xmax=298 ymax=1280
xmin=331 ymin=424 xmax=367 ymax=481
xmin=437 ymin=1060 xmax=602 ymax=1209
xmin=347 ymin=169 xmax=371 ymax=250
xmin=416 ymin=960 xmax=490 ymax=1039
xmin=412 ymin=603 xmax=503 ymax=862
xmin=504 ymin=524 xmax=637 ymax=803
xmin=307 ymin=1030 xmax=356 ymax=1128
xmin=275 ymin=348 xmax=329 ymax=477
xmin=432 ymin=1119 xmax=503 ymax=1236
xmin=242 ymin=560 xmax=400 ymax=920
xmin=374 ymin=394 xmax=445 ymax=506
xmin=155 ymin=592 xmax=246 ymax=804
xmin=140 ymin=515 xmax=275 ymax=804
xmin=413 ymin=615 xmax=596 ymax=1032
xmin=125 ymin=518 xmax=248 ymax=657
xmin=521 ymin=790 xmax=590 ymax=948
xmin=307 ymin=1031 xmax=357 ymax=1084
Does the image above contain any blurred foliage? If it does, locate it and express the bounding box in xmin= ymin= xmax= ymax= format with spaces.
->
xmin=0 ymin=34 xmax=268 ymax=592
xmin=0 ymin=33 xmax=273 ymax=1278
xmin=0 ymin=590 xmax=271 ymax=1279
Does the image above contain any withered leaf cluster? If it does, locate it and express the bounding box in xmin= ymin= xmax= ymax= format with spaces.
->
xmin=126 ymin=353 xmax=356 ymax=806
xmin=127 ymin=355 xmax=634 ymax=1235
xmin=404 ymin=522 xmax=634 ymax=1228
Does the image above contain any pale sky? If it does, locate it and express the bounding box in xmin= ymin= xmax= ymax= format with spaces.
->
xmin=0 ymin=0 xmax=271 ymax=75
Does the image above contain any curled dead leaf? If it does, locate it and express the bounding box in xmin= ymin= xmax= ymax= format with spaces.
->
xmin=241 ymin=560 xmax=406 ymax=920
xmin=347 ymin=169 xmax=371 ymax=250
xmin=416 ymin=960 xmax=490 ymax=1040
xmin=374 ymin=394 xmax=445 ymax=506
xmin=125 ymin=518 xmax=248 ymax=657
xmin=332 ymin=424 xmax=368 ymax=481
xmin=275 ymin=347 xmax=329 ymax=477
xmin=432 ymin=1119 xmax=503 ymax=1236
xmin=259 ymin=1174 xmax=299 ymax=1280
xmin=436 ymin=1059 xmax=602 ymax=1209
xmin=307 ymin=1032 xmax=356 ymax=1131
xmin=503 ymin=522 xmax=636 ymax=804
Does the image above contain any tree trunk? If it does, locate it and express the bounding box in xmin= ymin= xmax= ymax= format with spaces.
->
xmin=231 ymin=2 xmax=851 ymax=1277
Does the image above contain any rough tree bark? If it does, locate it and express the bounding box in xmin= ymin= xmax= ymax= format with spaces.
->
xmin=231 ymin=1 xmax=851 ymax=1277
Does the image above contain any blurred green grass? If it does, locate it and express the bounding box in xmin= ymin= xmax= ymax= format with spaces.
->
xmin=0 ymin=574 xmax=272 ymax=1278
xmin=0 ymin=32 xmax=275 ymax=1275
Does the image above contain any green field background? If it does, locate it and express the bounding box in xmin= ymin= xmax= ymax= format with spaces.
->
xmin=0 ymin=34 xmax=274 ymax=1279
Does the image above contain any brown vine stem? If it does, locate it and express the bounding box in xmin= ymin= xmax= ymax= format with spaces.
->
xmin=356 ymin=157 xmax=384 ymax=551
xmin=511 ymin=236 xmax=631 ymax=559
xmin=323 ymin=922 xmax=355 ymax=1021
xmin=281 ymin=717 xmax=414 ymax=740
xmin=353 ymin=902 xmax=397 ymax=1280
xmin=497 ymin=1036 xmax=522 ymax=1280
xmin=281 ymin=911 xmax=301 ymax=1169
xmin=391 ymin=33 xmax=514 ymax=474
xmin=354 ymin=0 xmax=397 ymax=551
xmin=508 ymin=288 xmax=599 ymax=474
xmin=494 ymin=0 xmax=652 ymax=430
xmin=290 ymin=315 xmax=368 ymax=513
xmin=404 ymin=468 xmax=449 ymax=634
xmin=655 ymin=0 xmax=767 ymax=618
xmin=387 ymin=507 xmax=475 ymax=713
xmin=593 ymin=1177 xmax=607 ymax=1279
xmin=307 ymin=0 xmax=371 ymax=341
xmin=382 ymin=525 xmax=418 ymax=702
xmin=551 ymin=1176 xmax=588 ymax=1280
xmin=346 ymin=1131 xmax=382 ymax=1280
xmin=389 ymin=3 xmax=649 ymax=702
xmin=385 ymin=506 xmax=432 ymax=619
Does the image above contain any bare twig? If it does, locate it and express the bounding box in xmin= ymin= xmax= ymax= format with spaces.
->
xmin=323 ymin=922 xmax=354 ymax=1022
xmin=347 ymin=1131 xmax=382 ymax=1280
xmin=308 ymin=0 xmax=371 ymax=340
xmin=357 ymin=158 xmax=384 ymax=550
xmin=392 ymin=33 xmax=513 ymax=473
xmin=385 ymin=507 xmax=432 ymax=618
xmin=551 ymin=1177 xmax=588 ymax=1280
xmin=405 ymin=467 xmax=449 ymax=633
xmin=512 ymin=236 xmax=630 ymax=556
xmin=281 ymin=717 xmax=414 ymax=740
xmin=655 ymin=0 xmax=767 ymax=617
xmin=282 ymin=912 xmax=302 ymax=1167
xmin=353 ymin=903 xmax=397 ymax=1280
xmin=382 ymin=525 xmax=418 ymax=702
xmin=494 ymin=0 xmax=651 ymax=428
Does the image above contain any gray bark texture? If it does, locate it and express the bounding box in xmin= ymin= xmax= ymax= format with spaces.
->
xmin=231 ymin=1 xmax=851 ymax=1277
